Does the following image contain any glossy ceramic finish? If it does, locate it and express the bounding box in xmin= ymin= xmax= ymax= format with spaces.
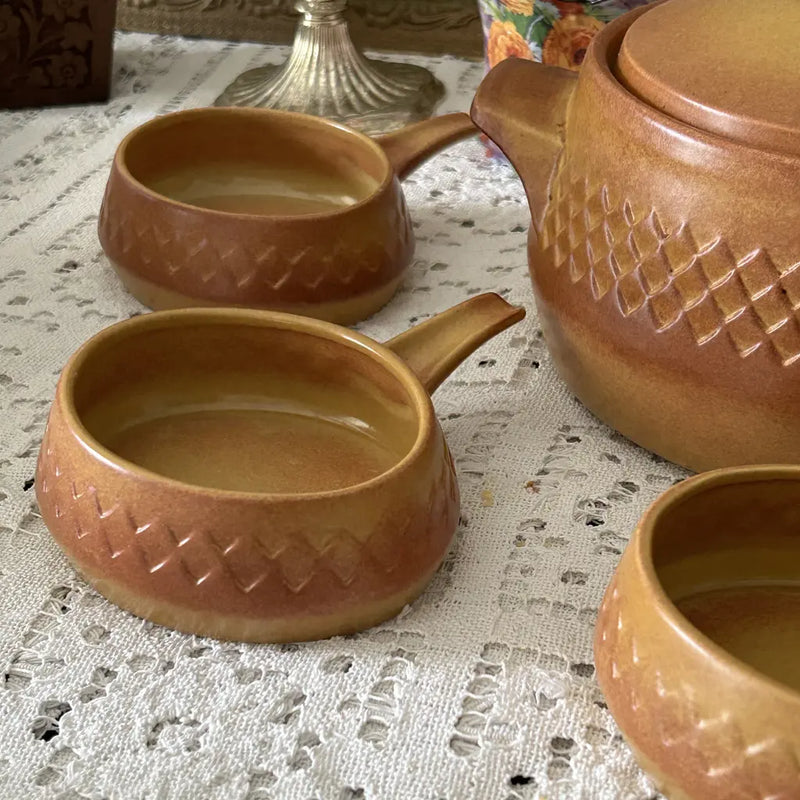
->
xmin=471 ymin=0 xmax=800 ymax=472
xmin=595 ymin=467 xmax=800 ymax=800
xmin=35 ymin=294 xmax=524 ymax=642
xmin=617 ymin=0 xmax=800 ymax=157
xmin=98 ymin=107 xmax=475 ymax=324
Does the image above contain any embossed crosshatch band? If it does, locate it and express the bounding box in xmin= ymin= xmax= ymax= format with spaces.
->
xmin=7 ymin=0 xmax=800 ymax=796
xmin=0 ymin=35 xmax=682 ymax=797
xmin=472 ymin=0 xmax=800 ymax=472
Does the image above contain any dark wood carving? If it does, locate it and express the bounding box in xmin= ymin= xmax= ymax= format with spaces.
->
xmin=0 ymin=0 xmax=117 ymax=108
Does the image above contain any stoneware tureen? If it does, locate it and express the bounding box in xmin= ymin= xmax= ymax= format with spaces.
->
xmin=472 ymin=0 xmax=800 ymax=471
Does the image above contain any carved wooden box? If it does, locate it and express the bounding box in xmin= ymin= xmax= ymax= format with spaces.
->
xmin=0 ymin=0 xmax=117 ymax=108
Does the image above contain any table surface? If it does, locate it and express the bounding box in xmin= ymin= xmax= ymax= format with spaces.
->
xmin=0 ymin=33 xmax=681 ymax=800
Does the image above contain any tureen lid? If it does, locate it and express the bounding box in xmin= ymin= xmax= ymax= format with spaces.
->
xmin=617 ymin=0 xmax=800 ymax=156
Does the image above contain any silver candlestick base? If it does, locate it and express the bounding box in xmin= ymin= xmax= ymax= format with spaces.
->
xmin=214 ymin=0 xmax=445 ymax=135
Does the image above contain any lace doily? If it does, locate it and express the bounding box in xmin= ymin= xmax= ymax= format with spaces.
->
xmin=0 ymin=34 xmax=682 ymax=799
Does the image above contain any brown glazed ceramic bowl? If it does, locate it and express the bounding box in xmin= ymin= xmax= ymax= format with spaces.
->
xmin=472 ymin=0 xmax=800 ymax=471
xmin=98 ymin=108 xmax=475 ymax=324
xmin=595 ymin=466 xmax=800 ymax=800
xmin=35 ymin=294 xmax=524 ymax=642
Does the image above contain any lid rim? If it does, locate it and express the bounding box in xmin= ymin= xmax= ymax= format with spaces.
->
xmin=615 ymin=0 xmax=800 ymax=159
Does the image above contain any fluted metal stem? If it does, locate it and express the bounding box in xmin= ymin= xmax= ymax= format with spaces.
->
xmin=214 ymin=0 xmax=444 ymax=134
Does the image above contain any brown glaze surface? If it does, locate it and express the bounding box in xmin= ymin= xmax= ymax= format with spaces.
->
xmin=147 ymin=161 xmax=378 ymax=216
xmin=98 ymin=108 xmax=476 ymax=324
xmin=472 ymin=2 xmax=800 ymax=471
xmin=617 ymin=0 xmax=800 ymax=156
xmin=595 ymin=467 xmax=800 ymax=800
xmin=678 ymin=587 xmax=800 ymax=693
xmin=35 ymin=294 xmax=524 ymax=642
xmin=103 ymin=408 xmax=401 ymax=493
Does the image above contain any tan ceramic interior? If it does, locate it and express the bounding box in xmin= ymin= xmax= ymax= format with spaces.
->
xmin=651 ymin=477 xmax=800 ymax=693
xmin=70 ymin=313 xmax=420 ymax=494
xmin=122 ymin=110 xmax=386 ymax=216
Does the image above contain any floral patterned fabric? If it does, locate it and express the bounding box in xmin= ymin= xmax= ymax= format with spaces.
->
xmin=477 ymin=0 xmax=653 ymax=158
xmin=479 ymin=0 xmax=651 ymax=71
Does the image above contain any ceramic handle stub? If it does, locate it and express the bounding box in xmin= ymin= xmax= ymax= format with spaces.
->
xmin=375 ymin=112 xmax=477 ymax=180
xmin=385 ymin=293 xmax=526 ymax=394
xmin=470 ymin=59 xmax=577 ymax=227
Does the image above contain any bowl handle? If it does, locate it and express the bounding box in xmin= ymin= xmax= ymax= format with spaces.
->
xmin=375 ymin=112 xmax=477 ymax=180
xmin=385 ymin=292 xmax=525 ymax=394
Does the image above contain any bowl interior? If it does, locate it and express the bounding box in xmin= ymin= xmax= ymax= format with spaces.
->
xmin=652 ymin=477 xmax=800 ymax=691
xmin=72 ymin=317 xmax=419 ymax=494
xmin=123 ymin=111 xmax=385 ymax=217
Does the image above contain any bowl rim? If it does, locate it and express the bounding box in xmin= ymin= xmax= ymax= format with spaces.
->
xmin=634 ymin=464 xmax=800 ymax=705
xmin=56 ymin=306 xmax=436 ymax=502
xmin=112 ymin=106 xmax=396 ymax=222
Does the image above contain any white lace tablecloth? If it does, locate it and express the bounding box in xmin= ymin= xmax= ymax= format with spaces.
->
xmin=0 ymin=34 xmax=684 ymax=800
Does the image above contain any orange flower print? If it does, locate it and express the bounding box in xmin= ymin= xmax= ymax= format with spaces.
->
xmin=552 ymin=1 xmax=586 ymax=16
xmin=487 ymin=20 xmax=534 ymax=68
xmin=542 ymin=13 xmax=604 ymax=71
xmin=500 ymin=0 xmax=534 ymax=15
